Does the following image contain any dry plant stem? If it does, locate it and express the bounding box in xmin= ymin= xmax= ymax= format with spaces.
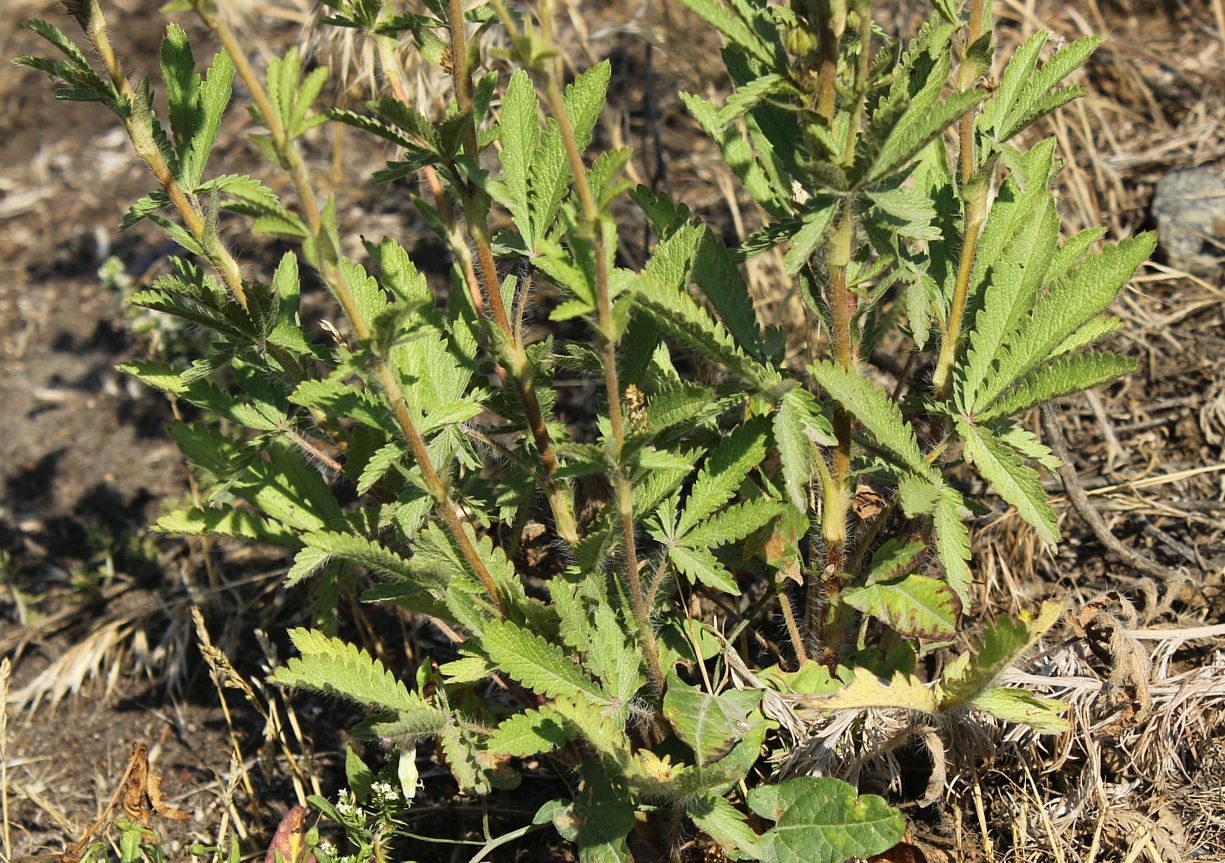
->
xmin=1 ymin=658 xmax=11 ymax=862
xmin=1039 ymin=405 xmax=1174 ymax=581
xmin=82 ymin=0 xmax=248 ymax=310
xmin=777 ymin=588 xmax=806 ymax=670
xmin=193 ymin=3 xmax=505 ymax=613
xmin=444 ymin=0 xmax=580 ymax=547
xmin=932 ymin=0 xmax=988 ymax=399
xmin=508 ymin=0 xmax=663 ymax=692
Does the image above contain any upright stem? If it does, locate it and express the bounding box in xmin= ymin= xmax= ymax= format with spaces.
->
xmin=502 ymin=0 xmax=664 ymax=691
xmin=85 ymin=0 xmax=247 ymax=309
xmin=804 ymin=5 xmax=872 ymax=666
xmin=442 ymin=0 xmax=580 ymax=546
xmin=189 ymin=1 xmax=505 ymax=614
xmin=931 ymin=0 xmax=988 ymax=400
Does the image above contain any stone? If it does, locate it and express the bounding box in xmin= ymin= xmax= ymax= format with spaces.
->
xmin=1150 ymin=164 xmax=1225 ymax=277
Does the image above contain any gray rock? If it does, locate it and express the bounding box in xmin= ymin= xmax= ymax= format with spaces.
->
xmin=1151 ymin=164 xmax=1225 ymax=277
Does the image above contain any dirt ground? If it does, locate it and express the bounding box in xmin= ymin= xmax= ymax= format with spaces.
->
xmin=0 ymin=0 xmax=1222 ymax=861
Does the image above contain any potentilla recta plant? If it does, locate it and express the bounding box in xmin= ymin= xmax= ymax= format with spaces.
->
xmin=18 ymin=0 xmax=1150 ymax=858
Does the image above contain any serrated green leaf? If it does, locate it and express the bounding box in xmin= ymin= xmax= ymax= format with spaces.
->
xmin=492 ymin=69 xmax=538 ymax=241
xmin=669 ymin=544 xmax=740 ymax=595
xmin=482 ymin=620 xmax=608 ymax=703
xmin=783 ymin=202 xmax=838 ymax=275
xmin=681 ymin=498 xmax=784 ymax=549
xmin=678 ymin=418 xmax=770 ymax=534
xmin=292 ymin=530 xmax=418 ymax=585
xmin=844 ymin=574 xmax=960 ymax=639
xmin=933 ymin=487 xmax=972 ymax=605
xmin=273 ymin=628 xmax=435 ymax=714
xmin=485 ymin=707 xmax=572 ymax=757
xmin=978 ymin=352 xmax=1136 ymax=422
xmin=939 ymin=600 xmax=1062 ymax=708
xmin=678 ymin=0 xmax=779 ymax=68
xmin=974 ymin=233 xmax=1155 ymax=412
xmin=959 ymin=420 xmax=1059 ymax=545
xmin=773 ymin=387 xmax=820 ymax=509
xmin=155 ymin=505 xmax=298 ymax=548
xmin=809 ymin=362 xmax=930 ymax=476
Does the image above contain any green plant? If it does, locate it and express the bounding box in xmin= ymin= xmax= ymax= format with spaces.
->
xmin=17 ymin=0 xmax=1149 ymax=859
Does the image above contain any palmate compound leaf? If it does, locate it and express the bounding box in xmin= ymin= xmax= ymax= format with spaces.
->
xmin=662 ymin=672 xmax=764 ymax=765
xmin=748 ymin=777 xmax=904 ymax=863
xmin=958 ymin=419 xmax=1059 ymax=546
xmin=972 ymin=232 xmax=1156 ymax=414
xmin=842 ymin=574 xmax=960 ymax=640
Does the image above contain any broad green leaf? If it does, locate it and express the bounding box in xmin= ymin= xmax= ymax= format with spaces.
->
xmin=686 ymin=795 xmax=764 ymax=860
xmin=662 ymin=672 xmax=763 ymax=765
xmin=748 ymin=777 xmax=904 ymax=863
xmin=1051 ymin=315 xmax=1122 ymax=357
xmin=863 ymin=536 xmax=927 ymax=583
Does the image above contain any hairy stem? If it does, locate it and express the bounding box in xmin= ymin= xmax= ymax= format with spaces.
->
xmin=190 ymin=1 xmax=505 ymax=614
xmin=805 ymin=6 xmax=873 ymax=665
xmin=83 ymin=0 xmax=247 ymax=309
xmin=442 ymin=0 xmax=580 ymax=547
xmin=931 ymin=0 xmax=989 ymax=400
xmin=501 ymin=0 xmax=664 ymax=692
